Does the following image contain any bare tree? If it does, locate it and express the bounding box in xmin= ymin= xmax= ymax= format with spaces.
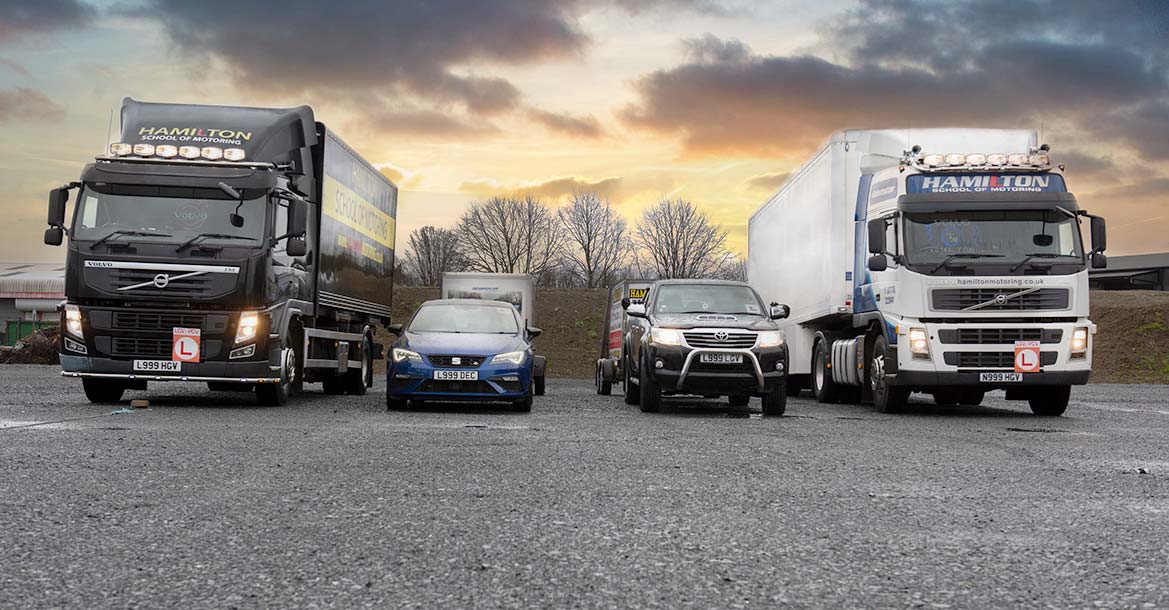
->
xmin=557 ymin=192 xmax=630 ymax=288
xmin=715 ymin=254 xmax=748 ymax=282
xmin=456 ymin=196 xmax=563 ymax=281
xmin=403 ymin=226 xmax=463 ymax=286
xmin=635 ymin=198 xmax=731 ymax=279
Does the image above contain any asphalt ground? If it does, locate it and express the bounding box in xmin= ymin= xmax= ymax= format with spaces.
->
xmin=1 ymin=365 xmax=1168 ymax=609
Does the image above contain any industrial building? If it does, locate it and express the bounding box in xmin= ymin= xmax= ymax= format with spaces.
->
xmin=1089 ymin=253 xmax=1169 ymax=291
xmin=0 ymin=262 xmax=65 ymax=346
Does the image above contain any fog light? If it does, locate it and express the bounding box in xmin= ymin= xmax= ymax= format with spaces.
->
xmin=64 ymin=336 xmax=87 ymax=354
xmin=500 ymin=375 xmax=519 ymax=382
xmin=229 ymin=344 xmax=255 ymax=359
xmin=655 ymin=359 xmax=664 ymax=369
xmin=775 ymin=361 xmax=785 ymax=371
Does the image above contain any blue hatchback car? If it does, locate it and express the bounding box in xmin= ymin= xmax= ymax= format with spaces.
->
xmin=386 ymin=299 xmax=541 ymax=412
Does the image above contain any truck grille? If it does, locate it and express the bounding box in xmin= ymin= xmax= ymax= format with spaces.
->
xmin=111 ymin=270 xmax=214 ymax=298
xmin=943 ymin=351 xmax=1058 ymax=368
xmin=427 ymin=355 xmax=486 ymax=368
xmin=937 ymin=328 xmax=1063 ymax=345
xmin=931 ymin=288 xmax=1070 ymax=311
xmin=111 ymin=311 xmax=226 ymax=332
xmin=106 ymin=337 xmax=220 ymax=359
xmin=683 ymin=331 xmax=757 ymax=348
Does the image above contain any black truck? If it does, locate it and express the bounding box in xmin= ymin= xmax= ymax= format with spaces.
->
xmin=623 ymin=279 xmax=791 ymax=415
xmin=44 ymin=98 xmax=397 ymax=405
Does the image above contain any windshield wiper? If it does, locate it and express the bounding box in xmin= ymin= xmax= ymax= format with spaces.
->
xmin=89 ymin=229 xmax=173 ymax=250
xmin=175 ymin=233 xmax=257 ymax=252
xmin=1010 ymin=252 xmax=1077 ymax=272
xmin=931 ymin=253 xmax=1005 ymax=273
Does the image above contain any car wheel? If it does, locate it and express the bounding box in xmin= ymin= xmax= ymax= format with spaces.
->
xmin=513 ymin=393 xmax=533 ymax=412
xmin=623 ymin=355 xmax=640 ymax=406
xmin=534 ymin=375 xmax=546 ymax=396
xmin=386 ymin=395 xmax=409 ymax=411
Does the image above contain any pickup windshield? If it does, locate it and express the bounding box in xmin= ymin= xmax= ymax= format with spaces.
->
xmin=73 ymin=184 xmax=266 ymax=248
xmin=903 ymin=209 xmax=1083 ymax=271
xmin=653 ymin=285 xmax=765 ymax=316
xmin=409 ymin=304 xmax=520 ymax=334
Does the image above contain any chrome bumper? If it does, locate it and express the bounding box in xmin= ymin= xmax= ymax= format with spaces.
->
xmin=677 ymin=348 xmax=765 ymax=392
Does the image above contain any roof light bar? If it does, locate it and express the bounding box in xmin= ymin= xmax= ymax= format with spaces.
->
xmin=103 ymin=141 xmax=253 ymax=164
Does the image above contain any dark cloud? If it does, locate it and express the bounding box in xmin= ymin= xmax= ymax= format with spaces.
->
xmin=745 ymin=172 xmax=790 ymax=192
xmin=682 ymin=34 xmax=750 ymax=64
xmin=0 ymin=0 xmax=94 ymax=44
xmin=0 ymin=87 xmax=65 ymax=123
xmin=362 ymin=107 xmax=499 ymax=139
xmin=527 ymin=108 xmax=603 ymax=138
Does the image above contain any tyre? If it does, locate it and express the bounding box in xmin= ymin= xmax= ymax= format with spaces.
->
xmin=512 ymin=393 xmax=533 ymax=412
xmin=322 ymin=374 xmax=346 ymax=395
xmin=812 ymin=340 xmax=840 ymax=403
xmin=728 ymin=394 xmax=750 ymax=407
xmin=257 ymin=346 xmax=297 ymax=406
xmin=959 ymin=390 xmax=985 ymax=406
xmin=762 ymin=380 xmax=787 ymax=417
xmin=82 ymin=379 xmax=124 ymax=404
xmin=345 ymin=335 xmax=372 ymax=396
xmin=534 ymin=375 xmax=546 ymax=396
xmin=932 ymin=390 xmax=961 ymax=407
xmin=869 ymin=335 xmax=909 ymax=413
xmin=638 ymin=359 xmax=661 ymax=413
xmin=1029 ymin=385 xmax=1071 ymax=416
xmin=623 ymin=355 xmax=640 ymax=406
xmin=386 ymin=394 xmax=409 ymax=410
xmin=596 ymin=362 xmax=612 ymax=396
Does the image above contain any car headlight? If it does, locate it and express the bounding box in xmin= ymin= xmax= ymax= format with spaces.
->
xmin=392 ymin=348 xmax=423 ymax=364
xmin=235 ymin=311 xmax=261 ymax=345
xmin=650 ymin=328 xmax=682 ymax=346
xmin=490 ymin=350 xmax=526 ymax=366
xmin=908 ymin=328 xmax=930 ymax=358
xmin=64 ymin=304 xmax=83 ymax=337
xmin=758 ymin=330 xmax=784 ymax=348
xmin=1071 ymin=327 xmax=1089 ymax=355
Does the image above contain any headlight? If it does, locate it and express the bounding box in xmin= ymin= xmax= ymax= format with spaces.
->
xmin=758 ymin=330 xmax=784 ymax=348
xmin=650 ymin=328 xmax=682 ymax=346
xmin=235 ymin=311 xmax=261 ymax=345
xmin=64 ymin=304 xmax=83 ymax=337
xmin=392 ymin=348 xmax=422 ymax=364
xmin=1071 ymin=327 xmax=1089 ymax=355
xmin=490 ymin=350 xmax=526 ymax=366
xmin=908 ymin=328 xmax=930 ymax=358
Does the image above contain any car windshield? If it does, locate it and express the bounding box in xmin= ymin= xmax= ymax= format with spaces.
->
xmin=903 ymin=209 xmax=1084 ymax=266
xmin=653 ymin=285 xmax=765 ymax=316
xmin=73 ymin=184 xmax=267 ymax=247
xmin=409 ymin=304 xmax=520 ymax=334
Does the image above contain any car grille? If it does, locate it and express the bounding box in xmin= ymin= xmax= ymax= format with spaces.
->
xmin=111 ymin=311 xmax=228 ymax=332
xmin=428 ymin=355 xmax=486 ymax=368
xmin=943 ymin=351 xmax=1058 ymax=368
xmin=683 ymin=331 xmax=756 ymax=348
xmin=418 ymin=380 xmax=497 ymax=394
xmin=931 ymin=288 xmax=1070 ymax=311
xmin=937 ymin=328 xmax=1063 ymax=345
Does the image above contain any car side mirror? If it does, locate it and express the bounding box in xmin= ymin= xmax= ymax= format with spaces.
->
xmin=386 ymin=323 xmax=404 ymax=336
xmin=1091 ymin=252 xmax=1107 ymax=269
xmin=868 ymin=254 xmax=888 ymax=272
xmin=48 ymin=187 xmax=69 ymax=228
xmin=1090 ymin=215 xmax=1106 ymax=253
xmin=626 ymin=304 xmax=647 ymax=318
xmin=621 ymin=297 xmax=631 ymax=310
xmin=769 ymin=304 xmax=790 ymax=320
xmin=527 ymin=326 xmax=542 ymax=338
xmin=867 ymin=218 xmax=886 ymax=254
xmin=44 ymin=226 xmax=64 ymax=246
xmin=286 ymin=237 xmax=307 ymax=257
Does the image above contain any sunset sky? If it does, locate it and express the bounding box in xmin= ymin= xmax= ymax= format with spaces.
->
xmin=1 ymin=0 xmax=1167 ymax=263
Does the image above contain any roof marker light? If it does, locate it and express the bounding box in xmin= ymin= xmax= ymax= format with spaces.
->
xmin=944 ymin=153 xmax=966 ymax=166
xmin=1029 ymin=154 xmax=1050 ymax=166
xmin=155 ymin=145 xmax=178 ymax=158
xmin=1007 ymin=153 xmax=1029 ymax=166
xmin=132 ymin=143 xmax=155 ymax=156
xmin=922 ymin=154 xmax=945 ymax=167
xmin=179 ymin=146 xmax=201 ymax=159
xmin=109 ymin=143 xmax=132 ymax=156
xmin=223 ymin=148 xmax=246 ymax=161
xmin=200 ymin=146 xmax=223 ymax=160
xmin=966 ymin=153 xmax=987 ymax=165
xmin=986 ymin=153 xmax=1008 ymax=165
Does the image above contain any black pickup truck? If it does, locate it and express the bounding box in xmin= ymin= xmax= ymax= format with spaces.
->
xmin=623 ymin=279 xmax=790 ymax=415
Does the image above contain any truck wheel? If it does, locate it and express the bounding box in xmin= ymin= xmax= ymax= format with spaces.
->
xmin=812 ymin=340 xmax=840 ymax=403
xmin=257 ymin=347 xmax=296 ymax=406
xmin=870 ymin=335 xmax=909 ymax=413
xmin=534 ymin=375 xmax=546 ymax=396
xmin=345 ymin=335 xmax=372 ymax=396
xmin=959 ymin=390 xmax=985 ymax=406
xmin=638 ymin=359 xmax=661 ymax=413
xmin=728 ymin=395 xmax=750 ymax=407
xmin=762 ymin=380 xmax=787 ymax=417
xmin=82 ymin=379 xmax=124 ymax=404
xmin=623 ymin=356 xmax=640 ymax=406
xmin=322 ymin=374 xmax=346 ymax=395
xmin=596 ymin=361 xmax=612 ymax=396
xmin=1029 ymin=386 xmax=1071 ymax=416
xmin=933 ymin=390 xmax=961 ymax=407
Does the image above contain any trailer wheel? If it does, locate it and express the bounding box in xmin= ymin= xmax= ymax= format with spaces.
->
xmin=623 ymin=355 xmax=640 ymax=406
xmin=82 ymin=379 xmax=125 ymax=404
xmin=596 ymin=361 xmax=612 ymax=395
xmin=1028 ymin=385 xmax=1070 ymax=416
xmin=811 ymin=339 xmax=840 ymax=403
xmin=345 ymin=334 xmax=372 ymax=395
xmin=869 ymin=335 xmax=909 ymax=413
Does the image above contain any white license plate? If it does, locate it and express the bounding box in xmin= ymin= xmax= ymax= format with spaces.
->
xmin=980 ymin=372 xmax=1022 ymax=383
xmin=133 ymin=360 xmax=181 ymax=372
xmin=700 ymin=353 xmax=743 ymax=364
xmin=434 ymin=370 xmax=478 ymax=381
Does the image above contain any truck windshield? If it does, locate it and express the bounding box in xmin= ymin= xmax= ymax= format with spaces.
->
xmin=653 ymin=285 xmax=765 ymax=316
xmin=903 ymin=210 xmax=1084 ymax=270
xmin=73 ymin=184 xmax=266 ymax=248
xmin=409 ymin=305 xmax=520 ymax=334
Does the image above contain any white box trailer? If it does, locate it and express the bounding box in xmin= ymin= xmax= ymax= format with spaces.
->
xmin=440 ymin=272 xmax=546 ymax=393
xmin=749 ymin=128 xmax=1107 ymax=415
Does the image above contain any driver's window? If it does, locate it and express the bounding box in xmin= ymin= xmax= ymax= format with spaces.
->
xmin=273 ymin=199 xmax=291 ymax=263
xmin=885 ymin=216 xmax=900 ymax=264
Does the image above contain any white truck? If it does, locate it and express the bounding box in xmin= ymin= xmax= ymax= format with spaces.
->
xmin=748 ymin=129 xmax=1107 ymax=415
xmin=439 ymin=272 xmax=546 ymax=394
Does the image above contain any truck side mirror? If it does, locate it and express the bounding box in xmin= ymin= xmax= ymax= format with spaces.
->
xmin=1091 ymin=252 xmax=1107 ymax=269
xmin=288 ymin=198 xmax=308 ymax=236
xmin=626 ymin=304 xmax=647 ymax=318
xmin=621 ymin=297 xmax=631 ymax=310
xmin=286 ymin=238 xmax=307 ymax=257
xmin=1090 ymin=215 xmax=1106 ymax=253
xmin=868 ymin=254 xmax=888 ymax=272
xmin=769 ymin=304 xmax=790 ymax=320
xmin=48 ymin=187 xmax=68 ymax=226
xmin=44 ymin=227 xmax=64 ymax=246
xmin=867 ymin=218 xmax=886 ymax=254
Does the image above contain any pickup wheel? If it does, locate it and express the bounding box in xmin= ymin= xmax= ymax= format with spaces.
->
xmin=638 ymin=358 xmax=661 ymax=413
xmin=82 ymin=379 xmax=124 ymax=404
xmin=811 ymin=340 xmax=840 ymax=403
xmin=762 ymin=380 xmax=787 ymax=417
xmin=623 ymin=355 xmax=640 ymax=406
xmin=1029 ymin=386 xmax=1071 ymax=416
xmin=870 ymin=335 xmax=909 ymax=413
